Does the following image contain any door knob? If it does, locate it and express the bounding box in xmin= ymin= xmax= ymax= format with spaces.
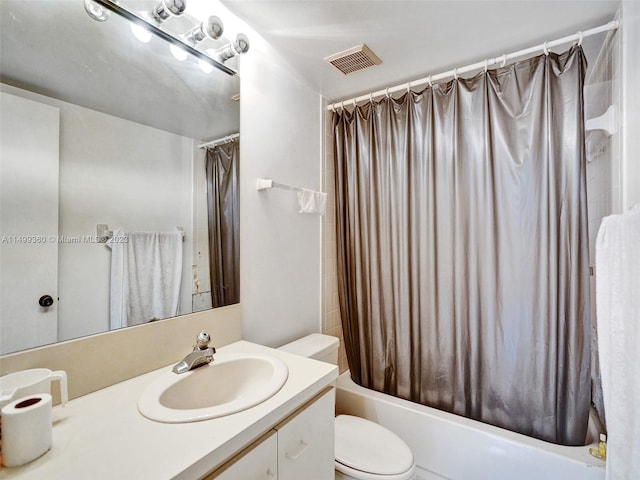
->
xmin=38 ymin=295 xmax=54 ymax=307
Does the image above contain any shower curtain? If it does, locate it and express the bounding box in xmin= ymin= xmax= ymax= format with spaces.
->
xmin=205 ymin=140 xmax=240 ymax=308
xmin=333 ymin=46 xmax=591 ymax=445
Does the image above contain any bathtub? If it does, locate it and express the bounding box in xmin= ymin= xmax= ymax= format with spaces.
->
xmin=335 ymin=372 xmax=605 ymax=480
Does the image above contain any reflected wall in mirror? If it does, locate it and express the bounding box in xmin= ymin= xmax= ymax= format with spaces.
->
xmin=0 ymin=0 xmax=241 ymax=355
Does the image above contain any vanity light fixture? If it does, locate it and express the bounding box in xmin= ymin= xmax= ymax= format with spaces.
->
xmin=85 ymin=0 xmax=249 ymax=76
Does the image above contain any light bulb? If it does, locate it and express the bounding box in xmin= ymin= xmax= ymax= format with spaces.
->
xmin=199 ymin=59 xmax=214 ymax=74
xmin=130 ymin=23 xmax=152 ymax=43
xmin=84 ymin=0 xmax=110 ymax=21
xmin=170 ymin=43 xmax=188 ymax=61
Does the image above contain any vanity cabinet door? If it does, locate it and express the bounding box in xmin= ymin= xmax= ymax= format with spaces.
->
xmin=206 ymin=430 xmax=277 ymax=480
xmin=276 ymin=388 xmax=335 ymax=480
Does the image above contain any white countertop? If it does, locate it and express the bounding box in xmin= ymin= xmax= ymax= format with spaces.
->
xmin=1 ymin=341 xmax=338 ymax=480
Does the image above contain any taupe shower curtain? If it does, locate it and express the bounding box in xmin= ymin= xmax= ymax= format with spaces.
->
xmin=334 ymin=46 xmax=591 ymax=445
xmin=205 ymin=141 xmax=239 ymax=308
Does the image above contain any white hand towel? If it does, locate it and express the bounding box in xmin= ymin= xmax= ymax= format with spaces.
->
xmin=297 ymin=188 xmax=327 ymax=215
xmin=596 ymin=204 xmax=640 ymax=480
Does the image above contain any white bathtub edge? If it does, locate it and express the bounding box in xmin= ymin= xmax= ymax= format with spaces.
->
xmin=335 ymin=371 xmax=605 ymax=480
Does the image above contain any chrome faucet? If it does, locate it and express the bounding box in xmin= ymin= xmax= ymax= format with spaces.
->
xmin=172 ymin=331 xmax=216 ymax=374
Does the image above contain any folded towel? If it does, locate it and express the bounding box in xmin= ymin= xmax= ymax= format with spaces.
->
xmin=297 ymin=188 xmax=327 ymax=215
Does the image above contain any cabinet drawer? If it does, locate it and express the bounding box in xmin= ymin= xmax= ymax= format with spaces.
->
xmin=276 ymin=388 xmax=335 ymax=480
xmin=206 ymin=430 xmax=278 ymax=480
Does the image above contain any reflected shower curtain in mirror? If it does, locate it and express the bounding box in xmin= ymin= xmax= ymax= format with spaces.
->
xmin=333 ymin=46 xmax=591 ymax=445
xmin=206 ymin=140 xmax=240 ymax=308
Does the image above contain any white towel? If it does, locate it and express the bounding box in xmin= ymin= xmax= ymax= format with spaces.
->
xmin=107 ymin=229 xmax=183 ymax=329
xmin=596 ymin=204 xmax=640 ymax=480
xmin=297 ymin=188 xmax=327 ymax=215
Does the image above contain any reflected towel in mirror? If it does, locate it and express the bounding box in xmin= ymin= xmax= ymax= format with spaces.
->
xmin=106 ymin=229 xmax=183 ymax=329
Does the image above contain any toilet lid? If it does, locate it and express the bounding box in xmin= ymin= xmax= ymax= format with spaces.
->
xmin=335 ymin=415 xmax=414 ymax=475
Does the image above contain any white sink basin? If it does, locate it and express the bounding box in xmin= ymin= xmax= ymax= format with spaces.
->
xmin=138 ymin=352 xmax=289 ymax=423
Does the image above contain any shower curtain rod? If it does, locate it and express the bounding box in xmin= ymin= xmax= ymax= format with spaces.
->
xmin=198 ymin=132 xmax=240 ymax=149
xmin=327 ymin=20 xmax=619 ymax=111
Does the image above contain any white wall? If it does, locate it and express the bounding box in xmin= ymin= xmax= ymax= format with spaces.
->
xmin=620 ymin=1 xmax=640 ymax=210
xmin=239 ymin=29 xmax=323 ymax=347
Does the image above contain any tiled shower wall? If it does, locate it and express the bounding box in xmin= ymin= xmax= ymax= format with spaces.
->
xmin=585 ymin=28 xmax=621 ymax=427
xmin=322 ymin=111 xmax=348 ymax=373
xmin=586 ymin=31 xmax=621 ymax=238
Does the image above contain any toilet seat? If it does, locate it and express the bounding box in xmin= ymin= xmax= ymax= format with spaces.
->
xmin=335 ymin=415 xmax=415 ymax=480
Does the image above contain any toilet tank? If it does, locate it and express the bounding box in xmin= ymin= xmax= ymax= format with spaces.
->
xmin=278 ymin=333 xmax=339 ymax=365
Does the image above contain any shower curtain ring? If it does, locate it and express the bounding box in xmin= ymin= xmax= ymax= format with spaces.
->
xmin=543 ymin=41 xmax=549 ymax=55
xmin=577 ymin=31 xmax=583 ymax=46
xmin=385 ymin=87 xmax=390 ymax=98
xmin=453 ymin=67 xmax=458 ymax=80
xmin=500 ymin=54 xmax=507 ymax=67
xmin=484 ymin=59 xmax=489 ymax=73
xmin=341 ymin=100 xmax=345 ymax=111
xmin=407 ymin=81 xmax=411 ymax=94
xmin=369 ymin=92 xmax=374 ymax=104
xmin=428 ymin=75 xmax=433 ymax=87
xmin=352 ymin=98 xmax=356 ymax=108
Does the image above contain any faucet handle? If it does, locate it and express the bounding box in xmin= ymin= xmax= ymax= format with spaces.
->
xmin=195 ymin=331 xmax=211 ymax=350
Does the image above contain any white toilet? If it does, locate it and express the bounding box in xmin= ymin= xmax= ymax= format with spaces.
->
xmin=279 ymin=334 xmax=416 ymax=480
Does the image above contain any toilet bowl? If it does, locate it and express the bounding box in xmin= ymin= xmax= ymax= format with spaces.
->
xmin=279 ymin=334 xmax=416 ymax=480
xmin=335 ymin=414 xmax=415 ymax=480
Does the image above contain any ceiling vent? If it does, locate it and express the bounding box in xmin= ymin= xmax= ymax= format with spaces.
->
xmin=325 ymin=44 xmax=382 ymax=75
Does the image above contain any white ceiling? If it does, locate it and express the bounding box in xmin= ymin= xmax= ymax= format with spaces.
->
xmin=223 ymin=0 xmax=620 ymax=102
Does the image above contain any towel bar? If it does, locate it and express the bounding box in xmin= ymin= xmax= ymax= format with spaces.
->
xmin=97 ymin=225 xmax=185 ymax=242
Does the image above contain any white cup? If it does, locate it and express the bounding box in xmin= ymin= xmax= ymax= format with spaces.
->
xmin=0 ymin=369 xmax=68 ymax=409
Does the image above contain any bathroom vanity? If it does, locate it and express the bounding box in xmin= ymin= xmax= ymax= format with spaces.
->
xmin=0 ymin=341 xmax=338 ymax=479
xmin=208 ymin=387 xmax=334 ymax=479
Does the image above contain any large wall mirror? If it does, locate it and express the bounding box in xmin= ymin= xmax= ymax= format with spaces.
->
xmin=0 ymin=0 xmax=241 ymax=355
